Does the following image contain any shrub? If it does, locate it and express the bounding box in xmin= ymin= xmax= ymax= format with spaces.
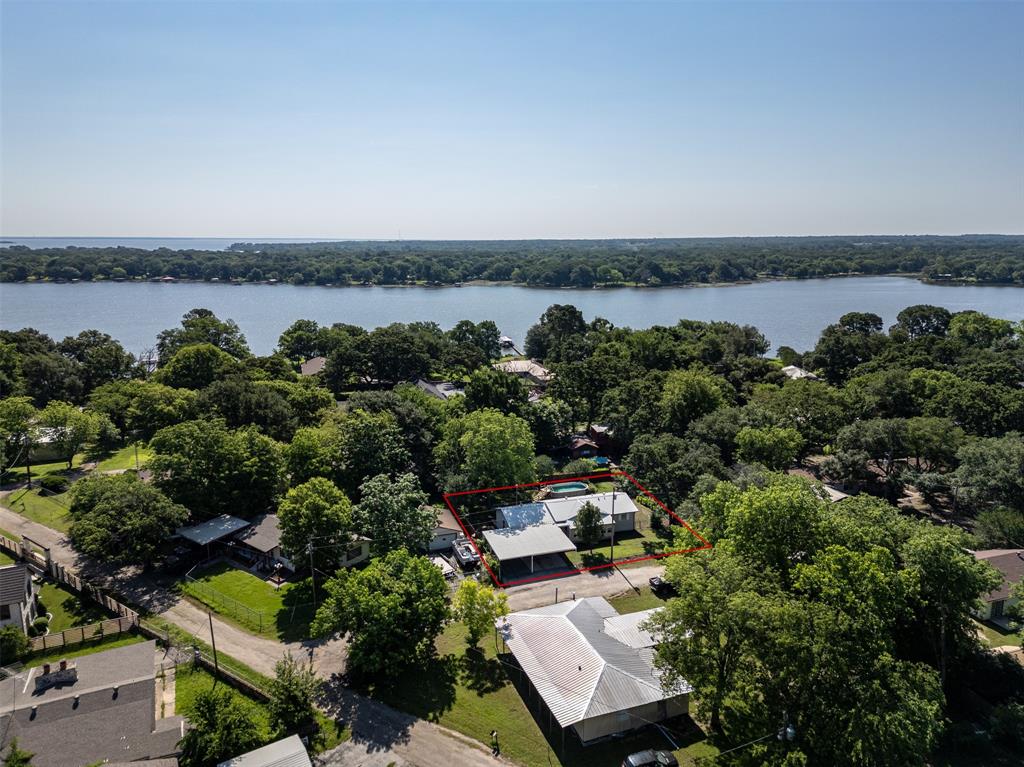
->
xmin=0 ymin=626 xmax=31 ymax=661
xmin=37 ymin=474 xmax=69 ymax=493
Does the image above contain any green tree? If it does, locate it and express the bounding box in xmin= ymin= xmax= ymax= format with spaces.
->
xmin=311 ymin=549 xmax=450 ymax=678
xmin=524 ymin=304 xmax=587 ymax=361
xmin=1 ymin=738 xmax=34 ymax=767
xmin=892 ymin=305 xmax=952 ymax=339
xmin=735 ymin=426 xmax=804 ymax=469
xmin=750 ymin=379 xmax=846 ymax=449
xmin=150 ymin=420 xmax=285 ymax=517
xmin=154 ymin=343 xmax=241 ymax=390
xmin=57 ymin=330 xmax=135 ymax=392
xmin=177 ymin=687 xmax=263 ymax=767
xmin=0 ymin=625 xmax=31 ymax=664
xmin=451 ymin=579 xmax=509 ymax=647
xmin=0 ymin=340 xmax=22 ymax=398
xmin=268 ymin=651 xmax=322 ymax=736
xmin=573 ymin=500 xmax=603 ymax=551
xmin=277 ymin=478 xmax=353 ymax=572
xmin=622 ymin=432 xmax=723 ymax=511
xmin=38 ymin=400 xmax=100 ymax=468
xmin=523 ymin=397 xmax=574 ymax=452
xmin=197 ymin=375 xmax=296 ymax=440
xmin=954 ymin=434 xmax=1024 ymax=512
xmin=0 ymin=396 xmax=37 ymax=477
xmin=68 ymin=474 xmax=188 ymax=564
xmin=89 ymin=379 xmax=198 ymax=439
xmin=334 ymin=409 xmax=412 ymax=496
xmin=901 ymin=524 xmax=1003 ymax=685
xmin=463 ymin=367 xmax=527 ymax=415
xmin=648 ymin=547 xmax=757 ymax=732
xmin=353 ymin=473 xmax=432 ymax=556
xmin=156 ymin=307 xmax=251 ymax=361
xmin=974 ymin=507 xmax=1024 ymax=548
xmin=433 ymin=408 xmax=536 ymax=491
xmin=660 ymin=369 xmax=726 ymax=434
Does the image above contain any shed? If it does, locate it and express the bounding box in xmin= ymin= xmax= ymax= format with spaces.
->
xmin=429 ymin=506 xmax=464 ymax=553
xmin=0 ymin=564 xmax=36 ymax=632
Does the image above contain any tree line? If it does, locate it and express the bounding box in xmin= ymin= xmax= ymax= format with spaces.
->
xmin=3 ymin=234 xmax=1024 ymax=286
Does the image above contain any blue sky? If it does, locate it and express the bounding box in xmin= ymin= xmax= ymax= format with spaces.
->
xmin=1 ymin=1 xmax=1021 ymax=238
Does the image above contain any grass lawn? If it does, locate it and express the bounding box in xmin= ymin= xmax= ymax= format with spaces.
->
xmin=174 ymin=659 xmax=348 ymax=753
xmin=609 ymin=585 xmax=668 ymax=615
xmin=24 ymin=632 xmax=146 ymax=669
xmin=4 ymin=487 xmax=72 ymax=532
xmin=179 ymin=561 xmax=315 ymax=641
xmin=2 ymin=454 xmax=84 ymax=482
xmin=92 ymin=443 xmax=154 ymax=472
xmin=566 ymin=527 xmax=671 ymax=568
xmin=0 ymin=549 xmax=13 ymax=566
xmin=366 ymin=621 xmax=710 ymax=767
xmin=38 ymin=580 xmax=110 ymax=633
xmin=974 ymin=618 xmax=1022 ymax=648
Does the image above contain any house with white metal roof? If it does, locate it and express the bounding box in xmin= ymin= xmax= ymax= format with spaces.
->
xmin=498 ymin=597 xmax=690 ymax=744
xmin=217 ymin=734 xmax=311 ymax=767
xmin=485 ymin=492 xmax=638 ymax=576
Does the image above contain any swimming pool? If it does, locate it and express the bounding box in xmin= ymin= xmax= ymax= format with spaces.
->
xmin=547 ymin=481 xmax=589 ymax=497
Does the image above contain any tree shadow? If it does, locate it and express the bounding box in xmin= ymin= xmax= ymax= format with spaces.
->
xmin=458 ymin=647 xmax=507 ymax=696
xmin=357 ymin=650 xmax=459 ymax=725
xmin=276 ymin=578 xmax=316 ymax=642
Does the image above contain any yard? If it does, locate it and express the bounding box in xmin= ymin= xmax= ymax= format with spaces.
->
xmin=4 ymin=487 xmax=73 ymax=532
xmin=37 ymin=580 xmax=110 ymax=633
xmin=566 ymin=526 xmax=671 ymax=569
xmin=179 ymin=560 xmax=315 ymax=641
xmin=974 ymin=618 xmax=1022 ymax=649
xmin=92 ymin=443 xmax=154 ymax=472
xmin=1 ymin=454 xmax=84 ymax=483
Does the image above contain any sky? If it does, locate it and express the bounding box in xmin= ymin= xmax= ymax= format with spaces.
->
xmin=1 ymin=1 xmax=1021 ymax=239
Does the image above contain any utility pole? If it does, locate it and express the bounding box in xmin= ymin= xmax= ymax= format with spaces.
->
xmin=307 ymin=541 xmax=317 ymax=610
xmin=134 ymin=442 xmax=140 ymax=471
xmin=609 ymin=489 xmax=616 ymax=563
xmin=208 ymin=610 xmax=219 ymax=677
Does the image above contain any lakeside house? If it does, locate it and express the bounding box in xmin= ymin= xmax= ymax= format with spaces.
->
xmin=0 ymin=563 xmax=38 ymax=633
xmin=0 ymin=640 xmax=185 ymax=767
xmin=498 ymin=596 xmax=690 ymax=745
xmin=484 ymin=491 xmax=637 ymax=574
xmin=781 ymin=365 xmax=818 ymax=381
xmin=492 ymin=359 xmax=553 ymax=386
xmin=972 ymin=549 xmax=1023 ymax=623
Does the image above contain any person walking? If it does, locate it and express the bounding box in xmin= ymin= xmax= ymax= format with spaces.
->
xmin=490 ymin=730 xmax=500 ymax=757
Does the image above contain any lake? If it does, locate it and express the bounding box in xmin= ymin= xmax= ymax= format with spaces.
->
xmin=0 ymin=277 xmax=1021 ymax=356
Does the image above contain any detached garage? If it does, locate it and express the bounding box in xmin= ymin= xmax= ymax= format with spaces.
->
xmin=482 ymin=524 xmax=576 ymax=574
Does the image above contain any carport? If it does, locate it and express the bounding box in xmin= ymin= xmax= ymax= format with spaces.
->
xmin=483 ymin=524 xmax=576 ymax=575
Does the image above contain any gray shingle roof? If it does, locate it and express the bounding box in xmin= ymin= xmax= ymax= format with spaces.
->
xmin=0 ymin=564 xmax=30 ymax=605
xmin=974 ymin=549 xmax=1024 ymax=602
xmin=234 ymin=514 xmax=282 ymax=553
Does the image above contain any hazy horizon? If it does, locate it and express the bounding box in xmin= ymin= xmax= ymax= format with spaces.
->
xmin=3 ymin=1 xmax=1021 ymax=238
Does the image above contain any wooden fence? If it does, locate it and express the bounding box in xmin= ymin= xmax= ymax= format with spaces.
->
xmin=30 ymin=615 xmax=138 ymax=652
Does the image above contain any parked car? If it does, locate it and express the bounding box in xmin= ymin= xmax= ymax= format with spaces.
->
xmin=621 ymin=749 xmax=679 ymax=767
xmin=649 ymin=576 xmax=677 ymax=597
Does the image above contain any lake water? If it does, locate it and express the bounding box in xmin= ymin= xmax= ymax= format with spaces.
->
xmin=0 ymin=277 xmax=1021 ymax=356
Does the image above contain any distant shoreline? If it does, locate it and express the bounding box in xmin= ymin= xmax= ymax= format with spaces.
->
xmin=2 ymin=272 xmax=1022 ymax=291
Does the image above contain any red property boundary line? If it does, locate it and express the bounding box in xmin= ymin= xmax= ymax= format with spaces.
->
xmin=442 ymin=470 xmax=712 ymax=588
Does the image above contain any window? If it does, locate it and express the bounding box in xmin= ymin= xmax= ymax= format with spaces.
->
xmin=0 ymin=604 xmax=10 ymax=620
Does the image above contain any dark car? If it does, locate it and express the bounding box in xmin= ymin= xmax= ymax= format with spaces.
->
xmin=649 ymin=576 xmax=677 ymax=597
xmin=621 ymin=749 xmax=679 ymax=767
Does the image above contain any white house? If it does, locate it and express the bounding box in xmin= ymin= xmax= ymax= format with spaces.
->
xmin=428 ymin=506 xmax=463 ymax=553
xmin=0 ymin=564 xmax=37 ymax=632
xmin=972 ymin=549 xmax=1023 ymax=622
xmin=498 ymin=597 xmax=690 ymax=744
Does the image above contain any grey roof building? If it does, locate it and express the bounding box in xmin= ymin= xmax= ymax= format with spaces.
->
xmin=217 ymin=734 xmax=311 ymax=767
xmin=0 ymin=564 xmax=37 ymax=633
xmin=498 ymin=597 xmax=690 ymax=744
xmin=0 ymin=640 xmax=184 ymax=767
